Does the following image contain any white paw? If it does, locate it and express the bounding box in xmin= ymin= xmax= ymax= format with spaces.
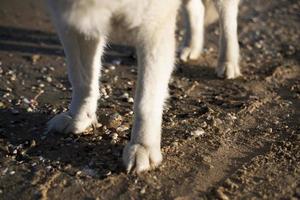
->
xmin=47 ymin=111 xmax=97 ymax=134
xmin=180 ymin=47 xmax=201 ymax=62
xmin=216 ymin=62 xmax=241 ymax=79
xmin=122 ymin=143 xmax=162 ymax=173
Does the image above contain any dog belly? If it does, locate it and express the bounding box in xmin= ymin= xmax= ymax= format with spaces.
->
xmin=47 ymin=0 xmax=180 ymax=42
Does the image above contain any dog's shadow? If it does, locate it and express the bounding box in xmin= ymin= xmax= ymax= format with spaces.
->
xmin=0 ymin=25 xmax=221 ymax=181
xmin=0 ymin=25 xmax=136 ymax=65
xmin=0 ymin=108 xmax=125 ymax=180
xmin=175 ymin=62 xmax=217 ymax=81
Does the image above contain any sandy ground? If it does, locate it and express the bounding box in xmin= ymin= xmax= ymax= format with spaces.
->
xmin=0 ymin=0 xmax=299 ymax=199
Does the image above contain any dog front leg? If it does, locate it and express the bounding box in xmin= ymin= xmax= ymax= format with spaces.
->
xmin=47 ymin=24 xmax=105 ymax=134
xmin=123 ymin=21 xmax=176 ymax=173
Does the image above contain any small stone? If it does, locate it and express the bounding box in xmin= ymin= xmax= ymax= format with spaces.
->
xmin=140 ymin=186 xmax=146 ymax=194
xmin=10 ymin=74 xmax=16 ymax=81
xmin=200 ymin=121 xmax=208 ymax=128
xmin=111 ymin=133 xmax=118 ymax=140
xmin=116 ymin=125 xmax=129 ymax=132
xmin=76 ymin=171 xmax=83 ymax=177
xmin=213 ymin=118 xmax=222 ymax=127
xmin=190 ymin=128 xmax=205 ymax=137
xmin=120 ymin=92 xmax=129 ymax=99
xmin=9 ymin=170 xmax=16 ymax=175
xmin=106 ymin=113 xmax=123 ymax=129
xmin=46 ymin=166 xmax=53 ymax=171
xmin=0 ymin=102 xmax=5 ymax=109
xmin=12 ymin=149 xmax=18 ymax=155
xmin=127 ymin=97 xmax=134 ymax=103
xmin=202 ymin=156 xmax=211 ymax=163
xmin=46 ymin=76 xmax=52 ymax=83
xmin=172 ymin=141 xmax=179 ymax=147
xmin=31 ymin=54 xmax=41 ymax=64
xmin=216 ymin=187 xmax=229 ymax=200
xmin=108 ymin=65 xmax=116 ymax=70
xmin=105 ymin=170 xmax=112 ymax=176
xmin=267 ymin=128 xmax=273 ymax=133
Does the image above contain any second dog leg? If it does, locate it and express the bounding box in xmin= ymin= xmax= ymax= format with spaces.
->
xmin=180 ymin=0 xmax=205 ymax=62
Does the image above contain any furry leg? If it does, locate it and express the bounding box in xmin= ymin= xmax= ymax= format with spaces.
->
xmin=123 ymin=19 xmax=176 ymax=173
xmin=214 ymin=0 xmax=241 ymax=79
xmin=180 ymin=0 xmax=205 ymax=62
xmin=47 ymin=23 xmax=105 ymax=134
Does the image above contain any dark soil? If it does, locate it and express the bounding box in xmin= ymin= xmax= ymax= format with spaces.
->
xmin=0 ymin=0 xmax=299 ymax=199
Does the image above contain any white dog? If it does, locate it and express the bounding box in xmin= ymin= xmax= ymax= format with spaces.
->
xmin=46 ymin=0 xmax=240 ymax=173
xmin=181 ymin=0 xmax=241 ymax=79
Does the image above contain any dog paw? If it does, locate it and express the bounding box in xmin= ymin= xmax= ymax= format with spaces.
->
xmin=122 ymin=143 xmax=162 ymax=174
xmin=47 ymin=111 xmax=97 ymax=134
xmin=216 ymin=62 xmax=241 ymax=79
xmin=180 ymin=47 xmax=201 ymax=62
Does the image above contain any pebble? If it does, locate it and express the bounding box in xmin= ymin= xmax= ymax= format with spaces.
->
xmin=116 ymin=125 xmax=129 ymax=132
xmin=202 ymin=156 xmax=212 ymax=163
xmin=216 ymin=187 xmax=229 ymax=200
xmin=190 ymin=128 xmax=205 ymax=137
xmin=9 ymin=171 xmax=16 ymax=175
xmin=128 ymin=111 xmax=133 ymax=115
xmin=120 ymin=92 xmax=129 ymax=99
xmin=106 ymin=113 xmax=123 ymax=129
xmin=267 ymin=128 xmax=273 ymax=133
xmin=46 ymin=76 xmax=52 ymax=83
xmin=172 ymin=141 xmax=179 ymax=147
xmin=76 ymin=171 xmax=82 ymax=177
xmin=105 ymin=170 xmax=112 ymax=176
xmin=111 ymin=133 xmax=118 ymax=140
xmin=127 ymin=97 xmax=134 ymax=103
xmin=212 ymin=118 xmax=222 ymax=127
xmin=31 ymin=54 xmax=41 ymax=64
xmin=140 ymin=186 xmax=146 ymax=194
xmin=0 ymin=102 xmax=5 ymax=109
xmin=46 ymin=166 xmax=53 ymax=172
xmin=200 ymin=121 xmax=208 ymax=128
xmin=108 ymin=65 xmax=116 ymax=70
xmin=56 ymin=83 xmax=66 ymax=91
xmin=10 ymin=74 xmax=16 ymax=81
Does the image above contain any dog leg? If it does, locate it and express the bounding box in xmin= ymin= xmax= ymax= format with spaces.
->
xmin=214 ymin=0 xmax=241 ymax=79
xmin=180 ymin=0 xmax=205 ymax=62
xmin=47 ymin=24 xmax=105 ymax=134
xmin=123 ymin=19 xmax=176 ymax=173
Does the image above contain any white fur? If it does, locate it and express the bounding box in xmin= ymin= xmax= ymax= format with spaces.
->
xmin=45 ymin=0 xmax=241 ymax=173
xmin=181 ymin=0 xmax=241 ymax=79
xmin=46 ymin=0 xmax=179 ymax=173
